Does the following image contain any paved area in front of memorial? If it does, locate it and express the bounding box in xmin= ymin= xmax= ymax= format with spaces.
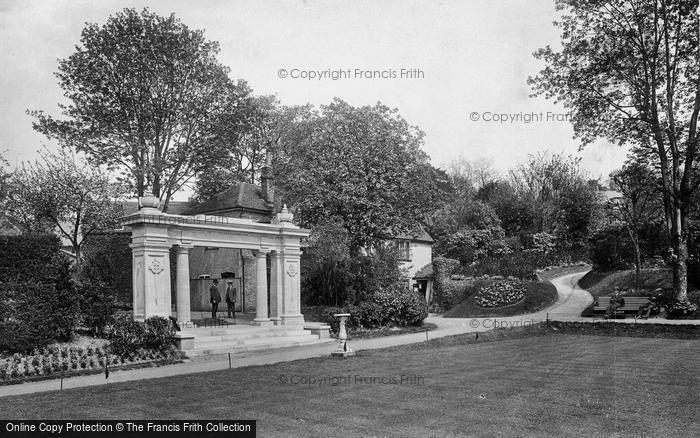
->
xmin=1 ymin=271 xmax=697 ymax=397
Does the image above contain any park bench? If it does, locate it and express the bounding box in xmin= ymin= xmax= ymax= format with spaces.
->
xmin=593 ymin=296 xmax=651 ymax=318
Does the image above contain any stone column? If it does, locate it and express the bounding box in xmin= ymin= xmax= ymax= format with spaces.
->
xmin=269 ymin=251 xmax=283 ymax=325
xmin=175 ymin=245 xmax=193 ymax=325
xmin=253 ymin=250 xmax=272 ymax=326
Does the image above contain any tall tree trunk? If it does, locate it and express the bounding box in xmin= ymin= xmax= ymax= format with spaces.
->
xmin=73 ymin=243 xmax=82 ymax=279
xmin=627 ymin=227 xmax=641 ymax=294
xmin=671 ymin=205 xmax=689 ymax=303
xmin=136 ymin=172 xmax=145 ymax=197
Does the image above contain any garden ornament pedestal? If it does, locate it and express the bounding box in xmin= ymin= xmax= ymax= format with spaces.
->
xmin=331 ymin=313 xmax=355 ymax=357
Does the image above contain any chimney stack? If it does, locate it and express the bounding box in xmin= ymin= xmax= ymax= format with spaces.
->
xmin=261 ymin=150 xmax=274 ymax=209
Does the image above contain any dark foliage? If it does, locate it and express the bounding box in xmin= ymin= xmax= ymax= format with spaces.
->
xmin=313 ymin=285 xmax=428 ymax=333
xmin=588 ymin=226 xmax=636 ymax=272
xmin=108 ymin=315 xmax=174 ymax=358
xmin=458 ymin=248 xmax=589 ymax=280
xmin=0 ymin=235 xmax=78 ymax=354
xmin=0 ymin=279 xmax=78 ymax=354
xmin=76 ymin=279 xmax=116 ymax=336
xmin=0 ymin=234 xmax=62 ymax=281
xmin=81 ymin=232 xmax=132 ymax=305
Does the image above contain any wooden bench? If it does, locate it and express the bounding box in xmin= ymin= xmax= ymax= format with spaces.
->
xmin=593 ymin=296 xmax=651 ymax=318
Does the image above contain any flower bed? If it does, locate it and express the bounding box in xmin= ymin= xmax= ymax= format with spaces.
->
xmin=0 ymin=344 xmax=180 ymax=382
xmin=474 ymin=280 xmax=527 ymax=308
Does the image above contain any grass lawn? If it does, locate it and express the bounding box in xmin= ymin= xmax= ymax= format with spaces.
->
xmin=3 ymin=332 xmax=698 ymax=437
xmin=443 ymin=281 xmax=558 ymax=318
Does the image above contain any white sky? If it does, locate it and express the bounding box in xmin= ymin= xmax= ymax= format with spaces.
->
xmin=0 ymin=0 xmax=628 ymax=197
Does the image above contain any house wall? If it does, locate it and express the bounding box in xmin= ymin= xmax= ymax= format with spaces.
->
xmin=400 ymin=241 xmax=432 ymax=280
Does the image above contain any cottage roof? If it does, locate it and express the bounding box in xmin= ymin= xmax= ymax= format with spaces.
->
xmin=414 ymin=263 xmax=434 ymax=278
xmin=183 ymin=183 xmax=271 ymax=216
xmin=394 ymin=226 xmax=434 ymax=244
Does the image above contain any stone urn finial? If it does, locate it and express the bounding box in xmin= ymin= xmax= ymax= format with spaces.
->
xmin=138 ymin=196 xmax=161 ymax=213
xmin=276 ymin=204 xmax=294 ymax=223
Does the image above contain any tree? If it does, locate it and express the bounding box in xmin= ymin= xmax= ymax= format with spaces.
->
xmin=302 ymin=219 xmax=352 ymax=306
xmin=193 ymin=99 xmax=313 ymax=202
xmin=477 ymin=180 xmax=535 ymax=235
xmin=275 ymin=99 xmax=449 ymax=250
xmin=30 ymin=8 xmax=251 ymax=211
xmin=447 ymin=156 xmax=499 ymax=196
xmin=6 ymin=149 xmax=125 ymax=275
xmin=509 ymin=152 xmax=600 ymax=243
xmin=529 ymin=0 xmax=699 ymax=304
xmin=0 ymin=153 xmax=11 ymax=225
xmin=609 ymin=162 xmax=664 ymax=291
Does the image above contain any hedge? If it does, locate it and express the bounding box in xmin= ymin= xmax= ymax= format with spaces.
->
xmin=0 ymin=234 xmax=62 ymax=281
xmin=82 ymin=232 xmax=133 ymax=305
xmin=0 ymin=279 xmax=79 ymax=354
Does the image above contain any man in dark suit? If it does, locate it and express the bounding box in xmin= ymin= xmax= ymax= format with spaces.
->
xmin=210 ymin=279 xmax=222 ymax=319
xmin=225 ymin=280 xmax=237 ymax=319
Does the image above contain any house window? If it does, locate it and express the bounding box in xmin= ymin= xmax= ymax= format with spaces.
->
xmin=396 ymin=240 xmax=411 ymax=261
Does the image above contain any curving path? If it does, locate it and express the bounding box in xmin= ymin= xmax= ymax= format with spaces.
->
xmin=423 ymin=271 xmax=593 ymax=333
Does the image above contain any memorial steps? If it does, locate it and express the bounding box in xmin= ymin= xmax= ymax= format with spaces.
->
xmin=176 ymin=324 xmax=333 ymax=357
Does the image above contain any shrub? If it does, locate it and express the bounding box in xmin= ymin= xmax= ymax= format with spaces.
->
xmin=666 ymin=301 xmax=699 ymax=319
xmin=474 ymin=280 xmax=527 ymax=308
xmin=458 ymin=248 xmax=589 ymax=280
xmin=0 ymin=278 xmax=78 ymax=354
xmin=370 ymin=284 xmax=428 ymax=327
xmin=530 ymin=232 xmax=557 ymax=254
xmin=107 ymin=314 xmax=174 ymax=357
xmin=108 ymin=314 xmax=147 ymax=357
xmin=81 ymin=232 xmax=133 ymax=305
xmin=76 ymin=279 xmax=116 ymax=336
xmin=439 ymin=228 xmax=505 ymax=265
xmin=433 ymin=257 xmax=468 ymax=310
xmin=588 ymin=226 xmax=636 ymax=272
xmin=320 ymin=284 xmax=428 ymax=332
xmin=301 ymin=225 xmax=404 ymax=306
xmin=143 ymin=316 xmax=175 ymax=353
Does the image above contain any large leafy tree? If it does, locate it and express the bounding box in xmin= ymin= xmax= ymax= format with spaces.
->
xmin=193 ymin=98 xmax=312 ymax=202
xmin=275 ymin=99 xmax=449 ymax=250
xmin=7 ymin=149 xmax=125 ymax=275
xmin=30 ymin=8 xmax=250 ymax=211
xmin=529 ymin=0 xmax=699 ymax=303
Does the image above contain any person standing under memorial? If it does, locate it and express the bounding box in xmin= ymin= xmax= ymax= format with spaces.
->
xmin=210 ymin=279 xmax=222 ymax=319
xmin=225 ymin=280 xmax=237 ymax=319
